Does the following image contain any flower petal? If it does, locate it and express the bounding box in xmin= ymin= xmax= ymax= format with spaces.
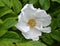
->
xmin=35 ymin=9 xmax=51 ymax=27
xmin=18 ymin=12 xmax=28 ymax=22
xmin=21 ymin=4 xmax=36 ymax=12
xmin=32 ymin=37 xmax=39 ymax=41
xmin=21 ymin=4 xmax=37 ymax=21
xmin=22 ymin=28 xmax=41 ymax=40
xmin=41 ymin=20 xmax=51 ymax=27
xmin=15 ymin=22 xmax=30 ymax=32
xmin=40 ymin=27 xmax=51 ymax=33
xmin=35 ymin=8 xmax=48 ymax=18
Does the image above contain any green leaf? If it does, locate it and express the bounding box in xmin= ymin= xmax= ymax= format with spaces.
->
xmin=0 ymin=0 xmax=5 ymax=7
xmin=51 ymin=18 xmax=60 ymax=30
xmin=0 ymin=7 xmax=12 ymax=18
xmin=0 ymin=29 xmax=7 ymax=37
xmin=3 ymin=18 xmax=17 ymax=29
xmin=51 ymin=30 xmax=60 ymax=41
xmin=0 ymin=19 xmax=3 ymax=24
xmin=23 ymin=0 xmax=28 ymax=3
xmin=12 ymin=0 xmax=22 ymax=14
xmin=39 ymin=0 xmax=50 ymax=10
xmin=1 ymin=0 xmax=12 ymax=8
xmin=51 ymin=7 xmax=60 ymax=30
xmin=1 ymin=31 xmax=20 ymax=42
xmin=52 ymin=0 xmax=60 ymax=3
xmin=1 ymin=13 xmax=17 ymax=20
xmin=0 ymin=24 xmax=7 ymax=37
xmin=29 ymin=0 xmax=38 ymax=5
xmin=2 ymin=31 xmax=20 ymax=39
xmin=41 ymin=34 xmax=54 ymax=45
xmin=17 ymin=41 xmax=47 ymax=46
xmin=0 ymin=39 xmax=14 ymax=46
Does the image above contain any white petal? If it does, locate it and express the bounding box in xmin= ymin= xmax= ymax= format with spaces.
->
xmin=35 ymin=9 xmax=51 ymax=27
xmin=18 ymin=12 xmax=27 ymax=23
xmin=22 ymin=28 xmax=42 ymax=40
xmin=35 ymin=8 xmax=51 ymax=20
xmin=35 ymin=8 xmax=48 ymax=18
xmin=15 ymin=22 xmax=30 ymax=32
xmin=32 ymin=37 xmax=39 ymax=41
xmin=40 ymin=19 xmax=51 ymax=27
xmin=21 ymin=4 xmax=36 ymax=12
xmin=40 ymin=27 xmax=51 ymax=33
xmin=21 ymin=4 xmax=37 ymax=21
xmin=21 ymin=4 xmax=36 ymax=14
xmin=35 ymin=19 xmax=51 ymax=28
xmin=18 ymin=12 xmax=22 ymax=22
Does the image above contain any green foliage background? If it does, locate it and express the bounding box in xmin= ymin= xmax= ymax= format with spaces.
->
xmin=0 ymin=0 xmax=60 ymax=46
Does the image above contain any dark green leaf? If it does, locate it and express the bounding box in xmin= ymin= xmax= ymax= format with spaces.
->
xmin=51 ymin=30 xmax=60 ymax=41
xmin=41 ymin=34 xmax=54 ymax=45
xmin=2 ymin=31 xmax=20 ymax=39
xmin=39 ymin=0 xmax=50 ymax=10
xmin=52 ymin=0 xmax=60 ymax=3
xmin=23 ymin=0 xmax=28 ymax=3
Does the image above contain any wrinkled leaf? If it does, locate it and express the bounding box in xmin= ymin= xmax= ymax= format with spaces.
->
xmin=12 ymin=0 xmax=22 ymax=14
xmin=1 ymin=0 xmax=12 ymax=8
xmin=3 ymin=18 xmax=17 ymax=29
xmin=0 ymin=7 xmax=12 ymax=18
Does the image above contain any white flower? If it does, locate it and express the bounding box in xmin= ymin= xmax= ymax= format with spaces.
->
xmin=15 ymin=4 xmax=51 ymax=41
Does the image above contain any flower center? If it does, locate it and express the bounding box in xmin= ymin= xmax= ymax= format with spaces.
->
xmin=28 ymin=19 xmax=36 ymax=27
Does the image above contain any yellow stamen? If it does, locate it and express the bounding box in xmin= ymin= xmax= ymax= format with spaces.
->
xmin=28 ymin=19 xmax=36 ymax=27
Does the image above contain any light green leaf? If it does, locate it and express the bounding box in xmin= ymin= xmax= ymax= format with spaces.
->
xmin=0 ymin=19 xmax=3 ymax=24
xmin=0 ymin=0 xmax=5 ymax=7
xmin=0 ymin=40 xmax=14 ymax=46
xmin=39 ymin=0 xmax=50 ymax=10
xmin=12 ymin=0 xmax=22 ymax=14
xmin=3 ymin=18 xmax=17 ymax=29
xmin=0 ymin=29 xmax=7 ymax=37
xmin=17 ymin=41 xmax=47 ymax=46
xmin=1 ymin=31 xmax=20 ymax=42
xmin=1 ymin=0 xmax=12 ymax=8
xmin=0 ymin=24 xmax=7 ymax=37
xmin=0 ymin=7 xmax=12 ymax=18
